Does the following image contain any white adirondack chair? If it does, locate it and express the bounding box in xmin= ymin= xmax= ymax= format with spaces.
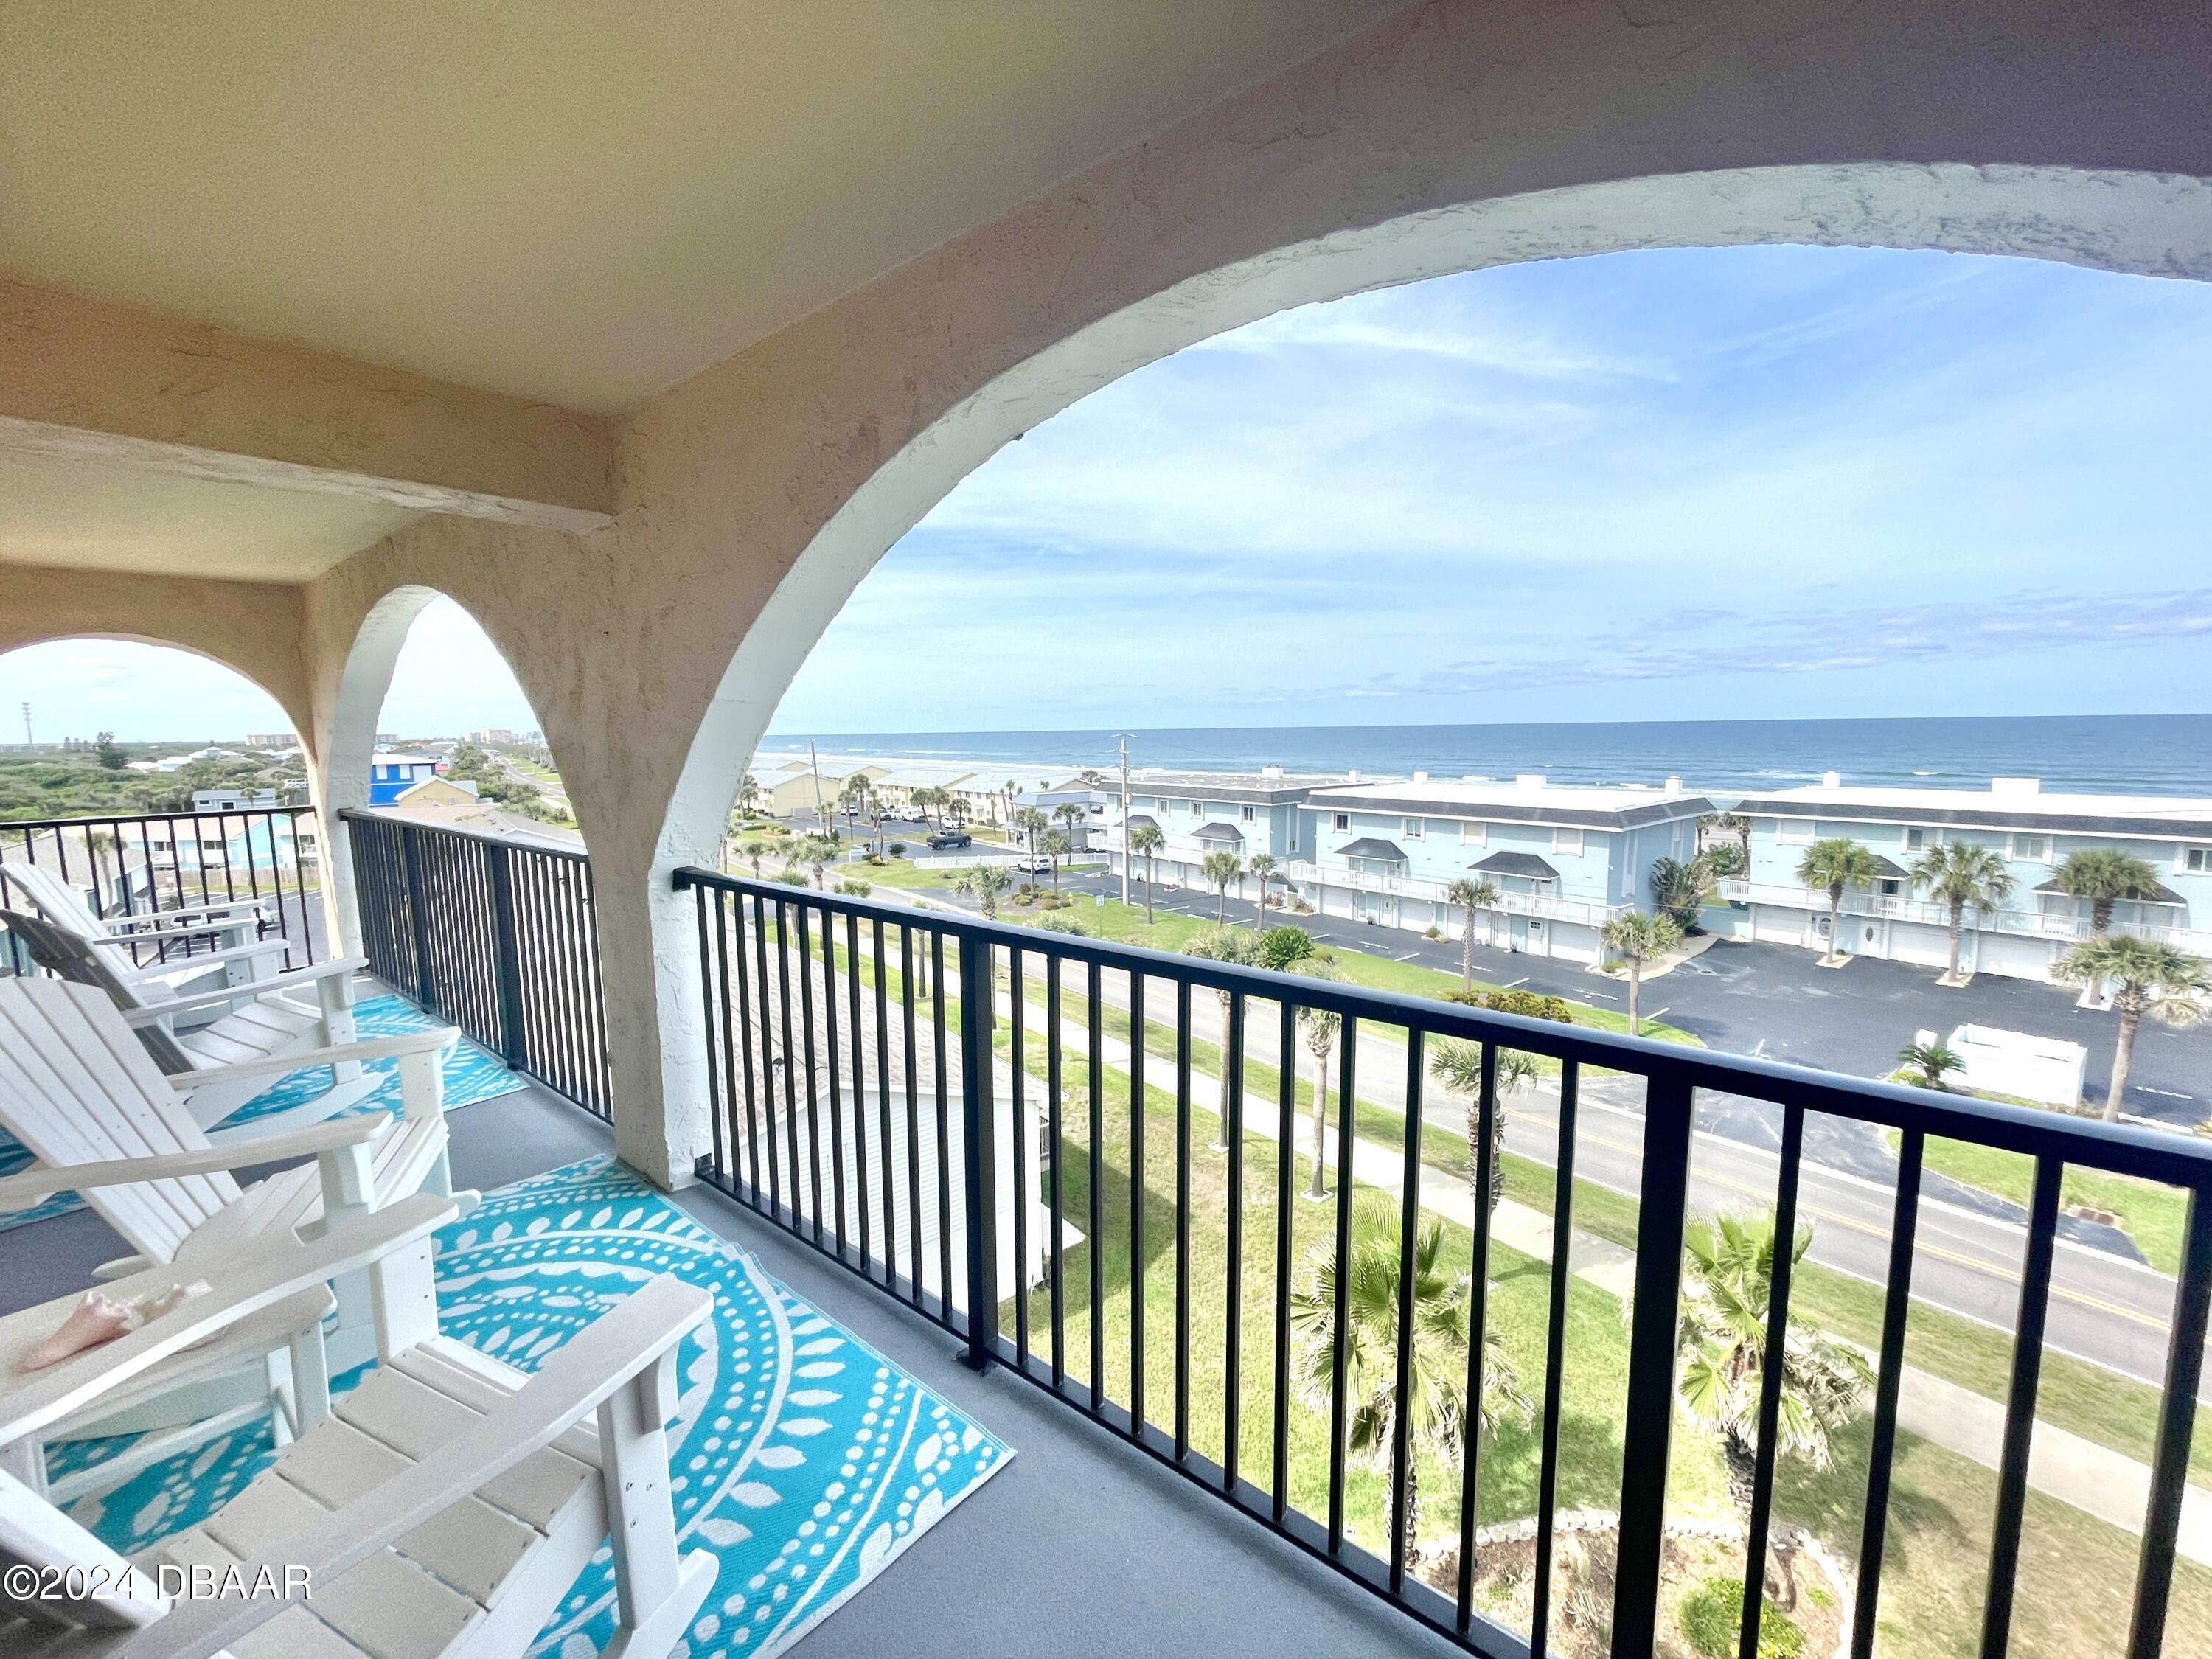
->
xmin=0 ymin=980 xmax=459 ymax=1385
xmin=3 ymin=903 xmax=377 ymax=1133
xmin=0 ymin=1192 xmax=718 ymax=1659
xmin=1 ymin=860 xmax=276 ymax=1004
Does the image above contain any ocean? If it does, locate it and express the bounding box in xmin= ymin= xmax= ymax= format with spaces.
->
xmin=759 ymin=714 xmax=2212 ymax=801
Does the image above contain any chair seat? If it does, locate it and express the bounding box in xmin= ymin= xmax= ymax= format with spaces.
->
xmin=175 ymin=990 xmax=327 ymax=1071
xmin=180 ymin=1115 xmax=451 ymax=1264
xmin=139 ymin=1337 xmax=607 ymax=1659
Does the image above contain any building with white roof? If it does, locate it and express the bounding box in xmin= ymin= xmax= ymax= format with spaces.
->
xmin=1720 ymin=773 xmax=2212 ymax=980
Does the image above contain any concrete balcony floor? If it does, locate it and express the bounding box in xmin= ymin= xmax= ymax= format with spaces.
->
xmin=1 ymin=1071 xmax=1455 ymax=1659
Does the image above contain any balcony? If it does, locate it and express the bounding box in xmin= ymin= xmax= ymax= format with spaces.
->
xmin=1279 ymin=858 xmax=1629 ymax=930
xmin=1716 ymin=877 xmax=2212 ymax=953
xmin=8 ymin=807 xmax=2212 ymax=1658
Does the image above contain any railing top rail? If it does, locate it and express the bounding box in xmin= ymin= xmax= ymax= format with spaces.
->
xmin=1 ymin=804 xmax=314 ymax=830
xmin=675 ymin=863 xmax=2212 ymax=1189
xmin=340 ymin=807 xmax=590 ymax=864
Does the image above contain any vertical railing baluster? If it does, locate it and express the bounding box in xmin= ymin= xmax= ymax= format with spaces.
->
xmin=1223 ymin=990 xmax=1246 ymax=1495
xmin=1981 ymin=1157 xmax=2064 ymax=1659
xmin=1530 ymin=1057 xmax=1581 ymax=1656
xmin=902 ymin=924 xmax=923 ymax=1308
xmin=1010 ymin=946 xmax=1030 ymax=1368
xmin=1088 ymin=961 xmax=1105 ymax=1412
xmin=819 ymin=902 xmax=849 ymax=1258
xmin=400 ymin=822 xmax=436 ymax=1009
xmin=2127 ymin=1183 xmax=2212 ymax=1659
xmin=1610 ymin=1073 xmax=1697 ymax=1656
xmin=1455 ymin=1041 xmax=1500 ymax=1630
xmin=846 ymin=910 xmax=869 ymax=1271
xmin=1326 ymin=1014 xmax=1358 ymax=1553
xmin=1174 ymin=975 xmax=1192 ymax=1463
xmin=933 ymin=930 xmax=952 ymax=1322
xmin=1130 ymin=972 xmax=1147 ymax=1434
xmin=1048 ymin=953 xmax=1066 ymax=1390
xmin=757 ymin=894 xmax=785 ymax=1216
xmin=731 ymin=892 xmax=762 ymax=1201
xmin=1387 ymin=1026 xmax=1425 ymax=1593
xmin=777 ymin=900 xmax=804 ymax=1232
xmin=1739 ymin=1103 xmax=1806 ymax=1659
xmin=874 ymin=915 xmax=894 ymax=1290
xmin=1854 ymin=1126 xmax=1925 ymax=1659
xmin=486 ymin=840 xmax=527 ymax=1068
xmin=692 ymin=886 xmax=728 ymax=1183
xmin=959 ymin=931 xmax=1000 ymax=1368
xmin=796 ymin=902 xmax=825 ymax=1243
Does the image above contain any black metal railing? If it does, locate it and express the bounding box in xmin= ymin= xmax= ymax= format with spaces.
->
xmin=0 ymin=806 xmax=322 ymax=973
xmin=345 ymin=809 xmax=612 ymax=1118
xmin=675 ymin=866 xmax=2212 ymax=1659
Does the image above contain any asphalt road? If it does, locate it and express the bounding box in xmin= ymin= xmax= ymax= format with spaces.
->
xmin=1043 ymin=866 xmax=2212 ymax=1129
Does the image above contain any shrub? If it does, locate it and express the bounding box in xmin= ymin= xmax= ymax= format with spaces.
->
xmin=887 ymin=841 xmax=908 ymax=858
xmin=1482 ymin=987 xmax=1575 ymax=1023
xmin=835 ymin=879 xmax=872 ymax=897
xmin=1423 ymin=925 xmax=1444 ymax=941
xmin=1258 ymin=925 xmax=1318 ymax=970
xmin=1032 ymin=914 xmax=1088 ymax=936
xmin=1677 ymin=1579 xmax=1802 ymax=1659
xmin=772 ymin=868 xmax=809 ymax=887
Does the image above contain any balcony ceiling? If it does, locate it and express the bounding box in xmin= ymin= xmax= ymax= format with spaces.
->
xmin=1 ymin=1 xmax=1400 ymax=416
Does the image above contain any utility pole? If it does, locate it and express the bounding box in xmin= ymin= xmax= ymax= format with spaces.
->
xmin=20 ymin=703 xmax=30 ymax=749
xmin=808 ymin=740 xmax=827 ymax=832
xmin=1116 ymin=734 xmax=1132 ymax=905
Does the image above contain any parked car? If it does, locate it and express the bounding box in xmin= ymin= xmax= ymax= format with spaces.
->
xmin=928 ymin=830 xmax=972 ymax=851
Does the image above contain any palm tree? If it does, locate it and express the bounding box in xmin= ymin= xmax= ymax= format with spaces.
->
xmin=1677 ymin=1214 xmax=1871 ymax=1529
xmin=1442 ymin=877 xmax=1499 ymax=992
xmin=1796 ymin=838 xmax=1885 ymax=966
xmin=1427 ymin=1038 xmax=1534 ymax=1215
xmin=735 ymin=771 xmax=763 ymax=818
xmin=1014 ymin=804 xmax=1049 ymax=856
xmin=1911 ymin=841 xmax=2017 ymax=984
xmin=1201 ymin=850 xmax=1244 ymax=923
xmin=794 ymin=833 xmax=837 ymax=889
xmin=1038 ymin=828 xmax=1071 ymax=890
xmin=1126 ymin=820 xmax=1166 ymax=923
xmin=1182 ymin=925 xmax=1259 ymax=1151
xmin=1290 ymin=1190 xmax=1528 ymax=1565
xmin=1053 ymin=800 xmax=1088 ymax=847
xmin=911 ymin=785 xmax=947 ymax=831
xmin=1293 ymin=957 xmax=1344 ymax=1199
xmin=1002 ymin=778 xmax=1020 ymax=832
xmin=2052 ymin=847 xmax=2164 ymax=937
xmin=737 ymin=836 xmax=772 ymax=879
xmin=1649 ymin=855 xmax=1711 ymax=931
xmin=1246 ymin=852 xmax=1279 ymax=929
xmin=1702 ymin=810 xmax=1751 ymax=877
xmin=951 ymin=861 xmax=1015 ymax=919
xmin=836 ymin=773 xmax=872 ymax=838
xmin=1896 ymin=1040 xmax=1966 ymax=1091
xmin=1599 ymin=910 xmax=1682 ymax=1036
xmin=2056 ymin=935 xmax=2211 ymax=1121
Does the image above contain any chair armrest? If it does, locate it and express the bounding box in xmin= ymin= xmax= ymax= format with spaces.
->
xmin=175 ymin=1026 xmax=459 ymax=1090
xmin=88 ymin=935 xmax=288 ymax=971
xmin=0 ymin=1116 xmax=389 ymax=1208
xmin=0 ymin=1192 xmax=458 ymax=1449
xmin=119 ymin=1274 xmax=713 ymax=1659
xmin=121 ymin=956 xmax=367 ymax=1021
xmin=103 ymin=905 xmax=263 ymax=936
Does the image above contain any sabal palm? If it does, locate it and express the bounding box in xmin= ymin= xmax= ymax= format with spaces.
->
xmin=1127 ymin=821 xmax=1166 ymax=923
xmin=1443 ymin=877 xmax=1498 ymax=991
xmin=951 ymin=861 xmax=1013 ymax=919
xmin=1428 ymin=1037 xmax=1534 ymax=1214
xmin=794 ymin=834 xmax=838 ymax=888
xmin=1290 ymin=1190 xmax=1528 ymax=1563
xmin=1038 ymin=829 xmax=1071 ymax=889
xmin=1599 ymin=909 xmax=1681 ymax=1036
xmin=1677 ymin=1213 xmax=1871 ymax=1517
xmin=1201 ymin=850 xmax=1244 ymax=923
xmin=1182 ymin=925 xmax=1259 ymax=1152
xmin=2052 ymin=847 xmax=2164 ymax=936
xmin=1649 ymin=855 xmax=1711 ymax=930
xmin=1293 ymin=957 xmax=1344 ymax=1199
xmin=1911 ymin=841 xmax=2017 ymax=981
xmin=737 ymin=836 xmax=771 ymax=878
xmin=1796 ymin=838 xmax=1884 ymax=963
xmin=1015 ymin=805 xmax=1049 ymax=852
xmin=1246 ymin=852 xmax=1280 ymax=930
xmin=2056 ymin=934 xmax=2211 ymax=1121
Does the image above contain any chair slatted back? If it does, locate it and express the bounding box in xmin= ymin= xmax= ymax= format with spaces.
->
xmin=0 ymin=911 xmax=193 ymax=1071
xmin=0 ymin=863 xmax=107 ymax=947
xmin=0 ymin=1471 xmax=166 ymax=1630
xmin=0 ymin=980 xmax=237 ymax=1260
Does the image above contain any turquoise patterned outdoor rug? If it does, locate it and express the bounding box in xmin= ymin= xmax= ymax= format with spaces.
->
xmin=0 ymin=992 xmax=526 ymax=1232
xmin=63 ymin=1155 xmax=1012 ymax=1658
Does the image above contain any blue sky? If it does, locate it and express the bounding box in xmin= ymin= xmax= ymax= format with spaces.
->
xmin=8 ymin=244 xmax=2211 ymax=742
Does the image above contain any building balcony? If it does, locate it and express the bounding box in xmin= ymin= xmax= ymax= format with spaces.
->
xmin=7 ymin=807 xmax=2212 ymax=1659
xmin=1280 ymin=858 xmax=1629 ymax=929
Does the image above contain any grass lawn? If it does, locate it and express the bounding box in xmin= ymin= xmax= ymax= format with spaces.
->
xmin=1880 ymin=1127 xmax=2192 ymax=1277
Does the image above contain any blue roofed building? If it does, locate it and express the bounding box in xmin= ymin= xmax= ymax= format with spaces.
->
xmin=366 ymin=752 xmax=445 ymax=804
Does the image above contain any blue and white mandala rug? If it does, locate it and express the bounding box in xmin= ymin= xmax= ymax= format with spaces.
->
xmin=63 ymin=1155 xmax=1012 ymax=1659
xmin=0 ymin=992 xmax=526 ymax=1232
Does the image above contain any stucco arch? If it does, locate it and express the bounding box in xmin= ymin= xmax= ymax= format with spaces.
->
xmin=661 ymin=160 xmax=2212 ymax=874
